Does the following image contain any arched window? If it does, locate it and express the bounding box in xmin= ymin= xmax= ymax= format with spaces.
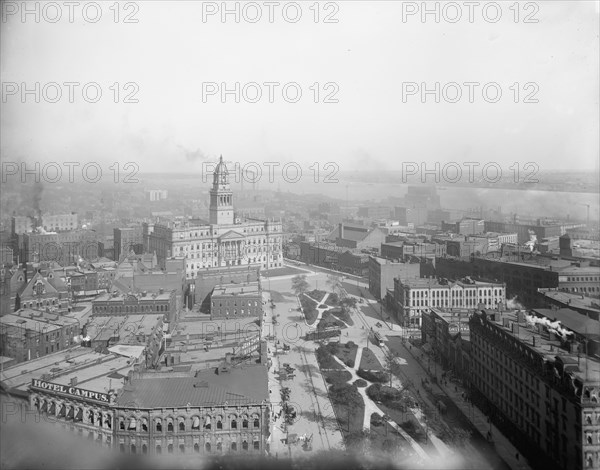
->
xmin=167 ymin=419 xmax=174 ymax=432
xmin=119 ymin=420 xmax=125 ymax=430
xmin=194 ymin=443 xmax=200 ymax=453
xmin=179 ymin=443 xmax=185 ymax=453
xmin=242 ymin=419 xmax=248 ymax=429
xmin=231 ymin=442 xmax=237 ymax=451
xmin=231 ymin=419 xmax=237 ymax=429
xmin=179 ymin=421 xmax=185 ymax=431
xmin=130 ymin=444 xmax=136 ymax=454
xmin=156 ymin=445 xmax=162 ymax=454
xmin=155 ymin=419 xmax=162 ymax=432
xmin=205 ymin=442 xmax=211 ymax=452
xmin=167 ymin=443 xmax=173 ymax=454
xmin=253 ymin=418 xmax=260 ymax=428
xmin=142 ymin=444 xmax=148 ymax=454
xmin=217 ymin=441 xmax=222 ymax=452
xmin=242 ymin=440 xmax=248 ymax=451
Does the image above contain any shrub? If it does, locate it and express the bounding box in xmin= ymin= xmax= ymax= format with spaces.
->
xmin=356 ymin=368 xmax=388 ymax=383
xmin=355 ymin=379 xmax=368 ymax=388
xmin=345 ymin=359 xmax=355 ymax=368
xmin=345 ymin=341 xmax=356 ymax=349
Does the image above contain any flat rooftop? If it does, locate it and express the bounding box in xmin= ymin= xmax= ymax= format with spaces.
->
xmin=1 ymin=347 xmax=135 ymax=395
xmin=115 ymin=363 xmax=268 ymax=408
xmin=213 ymin=282 xmax=260 ymax=296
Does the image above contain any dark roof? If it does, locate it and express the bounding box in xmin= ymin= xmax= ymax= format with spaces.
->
xmin=115 ymin=364 xmax=268 ymax=408
xmin=532 ymin=308 xmax=600 ymax=337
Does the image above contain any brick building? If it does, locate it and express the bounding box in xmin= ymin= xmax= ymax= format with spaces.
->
xmin=469 ymin=309 xmax=600 ymax=470
xmin=0 ymin=309 xmax=80 ymax=363
xmin=368 ymin=256 xmax=420 ymax=300
xmin=210 ymin=282 xmax=262 ymax=320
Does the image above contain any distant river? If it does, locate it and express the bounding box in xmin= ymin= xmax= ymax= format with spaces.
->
xmin=273 ymin=179 xmax=600 ymax=222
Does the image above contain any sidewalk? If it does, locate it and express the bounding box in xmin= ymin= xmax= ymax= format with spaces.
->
xmin=406 ymin=341 xmax=531 ymax=470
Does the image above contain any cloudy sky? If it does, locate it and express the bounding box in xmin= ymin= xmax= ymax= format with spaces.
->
xmin=1 ymin=1 xmax=598 ymax=174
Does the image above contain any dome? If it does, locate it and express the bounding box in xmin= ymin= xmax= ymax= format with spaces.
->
xmin=214 ymin=155 xmax=229 ymax=176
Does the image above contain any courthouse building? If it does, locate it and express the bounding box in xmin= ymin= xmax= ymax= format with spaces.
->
xmin=148 ymin=157 xmax=283 ymax=279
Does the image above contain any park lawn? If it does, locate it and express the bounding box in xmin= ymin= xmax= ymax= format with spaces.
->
xmin=317 ymin=311 xmax=346 ymax=330
xmin=326 ymin=341 xmax=358 ymax=367
xmin=359 ymin=348 xmax=383 ymax=370
xmin=322 ymin=370 xmax=365 ymax=442
xmin=306 ymin=289 xmax=327 ymax=302
xmin=316 ymin=345 xmax=345 ymax=370
xmin=300 ymin=294 xmax=319 ymax=324
xmin=261 ymin=266 xmax=306 ymax=278
xmin=325 ymin=293 xmax=339 ymax=306
xmin=369 ymin=413 xmax=411 ymax=455
xmin=329 ymin=307 xmax=354 ymax=326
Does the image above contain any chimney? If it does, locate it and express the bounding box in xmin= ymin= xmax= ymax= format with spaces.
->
xmin=70 ymin=377 xmax=78 ymax=386
xmin=339 ymin=223 xmax=344 ymax=240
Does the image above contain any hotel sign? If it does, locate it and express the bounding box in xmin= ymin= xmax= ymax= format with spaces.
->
xmin=448 ymin=323 xmax=469 ymax=337
xmin=31 ymin=379 xmax=110 ymax=403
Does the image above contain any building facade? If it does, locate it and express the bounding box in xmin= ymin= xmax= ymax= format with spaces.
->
xmin=0 ymin=309 xmax=80 ymax=363
xmin=469 ymin=309 xmax=600 ymax=470
xmin=210 ymin=282 xmax=262 ymax=319
xmin=368 ymin=256 xmax=420 ymax=300
xmin=113 ymin=364 xmax=269 ymax=456
xmin=389 ymin=277 xmax=505 ymax=327
xmin=91 ymin=290 xmax=176 ymax=325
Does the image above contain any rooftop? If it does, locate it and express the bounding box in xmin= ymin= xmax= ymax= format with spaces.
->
xmin=473 ymin=309 xmax=600 ymax=383
xmin=538 ymin=289 xmax=600 ymax=313
xmin=115 ymin=364 xmax=268 ymax=408
xmin=1 ymin=309 xmax=80 ymax=331
xmin=1 ymin=347 xmax=135 ymax=395
xmin=531 ymin=308 xmax=600 ymax=338
xmin=213 ymin=282 xmax=260 ymax=296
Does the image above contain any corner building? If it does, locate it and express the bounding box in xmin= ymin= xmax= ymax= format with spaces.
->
xmin=113 ymin=364 xmax=269 ymax=456
xmin=148 ymin=157 xmax=283 ymax=280
xmin=469 ymin=310 xmax=600 ymax=470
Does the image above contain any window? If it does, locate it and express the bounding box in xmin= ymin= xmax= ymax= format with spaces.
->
xmin=179 ymin=443 xmax=185 ymax=453
xmin=231 ymin=419 xmax=237 ymax=429
xmin=242 ymin=440 xmax=248 ymax=451
xmin=156 ymin=420 xmax=162 ymax=432
xmin=231 ymin=442 xmax=237 ymax=451
xmin=156 ymin=445 xmax=162 ymax=454
xmin=167 ymin=444 xmax=173 ymax=454
xmin=254 ymin=418 xmax=260 ymax=428
xmin=242 ymin=419 xmax=248 ymax=429
xmin=179 ymin=421 xmax=185 ymax=431
xmin=168 ymin=421 xmax=174 ymax=432
xmin=254 ymin=440 xmax=260 ymax=450
xmin=142 ymin=444 xmax=147 ymax=454
xmin=205 ymin=442 xmax=211 ymax=452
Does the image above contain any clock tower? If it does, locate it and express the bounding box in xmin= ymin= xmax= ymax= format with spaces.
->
xmin=209 ymin=156 xmax=234 ymax=225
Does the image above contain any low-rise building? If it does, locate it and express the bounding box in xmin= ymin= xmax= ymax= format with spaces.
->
xmin=0 ymin=309 xmax=81 ymax=363
xmin=91 ymin=290 xmax=176 ymax=326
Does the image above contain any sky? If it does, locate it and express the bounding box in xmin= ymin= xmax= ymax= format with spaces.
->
xmin=1 ymin=0 xmax=599 ymax=175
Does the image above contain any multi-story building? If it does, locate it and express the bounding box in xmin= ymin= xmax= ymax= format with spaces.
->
xmin=394 ymin=206 xmax=428 ymax=227
xmin=537 ymin=289 xmax=600 ymax=321
xmin=42 ymin=213 xmax=79 ymax=232
xmin=389 ymin=277 xmax=505 ymax=327
xmin=298 ymin=241 xmax=370 ymax=276
xmin=484 ymin=220 xmax=563 ymax=245
xmin=210 ymin=282 xmax=262 ymax=319
xmin=327 ymin=223 xmax=387 ymax=251
xmin=23 ymin=230 xmax=100 ymax=266
xmin=368 ymin=256 xmax=420 ymax=300
xmin=11 ymin=216 xmax=34 ymax=236
xmin=113 ymin=227 xmax=144 ymax=261
xmin=13 ymin=270 xmax=69 ymax=312
xmin=0 ymin=309 xmax=80 ymax=363
xmin=380 ymin=241 xmax=446 ymax=261
xmin=469 ymin=309 xmax=600 ymax=470
xmin=113 ymin=362 xmax=269 ymax=456
xmin=145 ymin=189 xmax=168 ymax=201
xmin=357 ymin=206 xmax=392 ymax=220
xmin=148 ymin=157 xmax=283 ymax=279
xmin=91 ymin=290 xmax=177 ymax=325
xmin=557 ymin=266 xmax=600 ymax=298
xmin=442 ymin=218 xmax=485 ymax=236
xmin=421 ymin=307 xmax=472 ymax=383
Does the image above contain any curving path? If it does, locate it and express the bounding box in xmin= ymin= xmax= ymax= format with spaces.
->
xmin=330 ymin=354 xmax=431 ymax=462
xmin=300 ymin=292 xmax=330 ymax=328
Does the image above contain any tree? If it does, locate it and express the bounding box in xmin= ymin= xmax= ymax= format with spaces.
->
xmin=326 ymin=275 xmax=342 ymax=295
xmin=291 ymin=274 xmax=309 ymax=296
xmin=339 ymin=297 xmax=357 ymax=311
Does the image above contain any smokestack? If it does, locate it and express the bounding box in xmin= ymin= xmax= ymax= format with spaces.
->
xmin=339 ymin=223 xmax=344 ymax=240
